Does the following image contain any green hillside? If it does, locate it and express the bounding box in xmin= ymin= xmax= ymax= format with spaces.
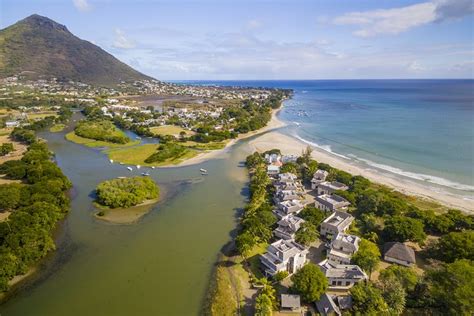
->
xmin=0 ymin=14 xmax=154 ymax=86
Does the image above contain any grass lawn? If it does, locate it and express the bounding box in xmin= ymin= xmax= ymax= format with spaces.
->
xmin=150 ymin=125 xmax=194 ymax=136
xmin=49 ymin=124 xmax=66 ymax=132
xmin=106 ymin=143 xmax=200 ymax=167
xmin=181 ymin=140 xmax=228 ymax=150
xmin=28 ymin=112 xmax=58 ymax=120
xmin=65 ymin=131 xmax=140 ymax=148
xmin=0 ymin=128 xmax=12 ymax=136
xmin=240 ymin=243 xmax=268 ymax=279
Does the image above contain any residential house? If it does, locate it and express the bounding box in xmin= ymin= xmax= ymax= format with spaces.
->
xmin=281 ymin=294 xmax=301 ymax=313
xmin=383 ymin=242 xmax=416 ymax=267
xmin=274 ymin=215 xmax=305 ymax=240
xmin=260 ymin=239 xmax=308 ymax=276
xmin=315 ymin=194 xmax=350 ymax=213
xmin=315 ymin=293 xmax=341 ymax=316
xmin=327 ymin=233 xmax=360 ymax=265
xmin=311 ymin=169 xmax=329 ymax=189
xmin=267 ymin=165 xmax=280 ymax=175
xmin=275 ymin=200 xmax=305 ymax=218
xmin=281 ymin=154 xmax=298 ymax=163
xmin=319 ymin=259 xmax=368 ymax=290
xmin=320 ymin=211 xmax=354 ymax=239
xmin=316 ymin=181 xmax=349 ymax=196
xmin=275 ymin=189 xmax=305 ymax=203
xmin=265 ymin=153 xmax=281 ymax=164
xmin=5 ymin=120 xmax=20 ymax=128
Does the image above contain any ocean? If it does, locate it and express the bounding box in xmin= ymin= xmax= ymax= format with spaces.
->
xmin=177 ymin=80 xmax=474 ymax=199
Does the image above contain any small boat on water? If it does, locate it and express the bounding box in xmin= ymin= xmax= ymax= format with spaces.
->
xmin=136 ymin=165 xmax=141 ymax=169
xmin=127 ymin=167 xmax=133 ymax=171
xmin=141 ymin=172 xmax=150 ymax=176
xmin=200 ymin=168 xmax=207 ymax=173
xmin=151 ymin=166 xmax=156 ymax=169
xmin=109 ymin=159 xmax=114 ymax=163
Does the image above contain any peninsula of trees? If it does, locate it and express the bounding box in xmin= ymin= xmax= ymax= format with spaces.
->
xmin=0 ymin=119 xmax=72 ymax=292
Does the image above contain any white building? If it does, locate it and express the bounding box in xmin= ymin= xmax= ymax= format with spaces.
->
xmin=320 ymin=211 xmax=354 ymax=238
xmin=267 ymin=165 xmax=280 ymax=175
xmin=311 ymin=169 xmax=329 ymax=189
xmin=275 ymin=200 xmax=305 ymax=219
xmin=260 ymin=239 xmax=308 ymax=276
xmin=317 ymin=181 xmax=349 ymax=195
xmin=319 ymin=259 xmax=368 ymax=290
xmin=274 ymin=215 xmax=305 ymax=240
xmin=315 ymin=194 xmax=350 ymax=213
xmin=327 ymin=233 xmax=360 ymax=265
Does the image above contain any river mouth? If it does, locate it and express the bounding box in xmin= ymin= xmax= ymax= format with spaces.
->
xmin=0 ymin=114 xmax=251 ymax=315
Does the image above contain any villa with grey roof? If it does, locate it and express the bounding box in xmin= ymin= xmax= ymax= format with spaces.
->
xmin=311 ymin=169 xmax=329 ymax=189
xmin=316 ymin=181 xmax=349 ymax=196
xmin=315 ymin=194 xmax=350 ymax=213
xmin=319 ymin=259 xmax=368 ymax=290
xmin=320 ymin=211 xmax=354 ymax=238
xmin=327 ymin=233 xmax=360 ymax=265
xmin=260 ymin=239 xmax=308 ymax=276
xmin=275 ymin=199 xmax=305 ymax=219
xmin=274 ymin=215 xmax=305 ymax=240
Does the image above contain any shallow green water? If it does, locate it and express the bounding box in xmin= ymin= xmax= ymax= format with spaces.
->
xmin=0 ymin=121 xmax=254 ymax=315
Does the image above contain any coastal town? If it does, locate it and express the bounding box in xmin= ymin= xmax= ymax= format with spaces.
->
xmin=208 ymin=149 xmax=474 ymax=315
xmin=0 ymin=9 xmax=472 ymax=316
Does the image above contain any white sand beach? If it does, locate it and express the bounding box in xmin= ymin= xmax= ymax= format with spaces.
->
xmin=248 ymin=129 xmax=473 ymax=213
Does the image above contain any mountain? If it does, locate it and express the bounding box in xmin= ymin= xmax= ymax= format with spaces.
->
xmin=0 ymin=14 xmax=154 ymax=86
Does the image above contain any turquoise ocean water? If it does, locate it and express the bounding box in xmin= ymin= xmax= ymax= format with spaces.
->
xmin=179 ymin=80 xmax=474 ymax=200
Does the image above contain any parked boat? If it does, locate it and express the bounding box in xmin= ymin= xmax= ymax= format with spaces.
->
xmin=127 ymin=167 xmax=133 ymax=171
xmin=151 ymin=166 xmax=156 ymax=169
xmin=141 ymin=172 xmax=150 ymax=176
xmin=136 ymin=165 xmax=141 ymax=169
xmin=199 ymin=168 xmax=207 ymax=173
xmin=109 ymin=159 xmax=114 ymax=163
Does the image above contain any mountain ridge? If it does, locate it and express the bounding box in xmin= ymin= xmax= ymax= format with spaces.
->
xmin=0 ymin=14 xmax=154 ymax=87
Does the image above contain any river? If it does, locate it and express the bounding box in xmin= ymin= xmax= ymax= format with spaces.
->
xmin=0 ymin=115 xmax=254 ymax=315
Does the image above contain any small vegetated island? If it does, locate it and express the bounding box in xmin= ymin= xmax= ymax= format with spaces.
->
xmin=66 ymin=119 xmax=137 ymax=148
xmin=94 ymin=176 xmax=160 ymax=223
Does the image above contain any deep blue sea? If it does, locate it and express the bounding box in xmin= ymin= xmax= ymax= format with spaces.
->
xmin=177 ymin=80 xmax=474 ymax=198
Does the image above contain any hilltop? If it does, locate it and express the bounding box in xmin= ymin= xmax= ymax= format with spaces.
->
xmin=0 ymin=14 xmax=154 ymax=86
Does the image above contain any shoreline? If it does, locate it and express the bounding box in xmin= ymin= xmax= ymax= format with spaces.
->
xmin=159 ymin=107 xmax=287 ymax=168
xmin=248 ymin=130 xmax=473 ymax=213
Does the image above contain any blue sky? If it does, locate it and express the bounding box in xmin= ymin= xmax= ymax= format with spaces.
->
xmin=1 ymin=0 xmax=473 ymax=80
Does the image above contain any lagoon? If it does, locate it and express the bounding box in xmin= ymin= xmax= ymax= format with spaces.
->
xmin=0 ymin=115 xmax=252 ymax=315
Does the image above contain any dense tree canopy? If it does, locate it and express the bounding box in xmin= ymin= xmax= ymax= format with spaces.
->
xmin=351 ymin=239 xmax=381 ymax=277
xmin=96 ymin=176 xmax=159 ymax=208
xmin=290 ymin=263 xmax=328 ymax=302
xmin=295 ymin=222 xmax=318 ymax=246
xmin=0 ymin=131 xmax=71 ymax=291
xmin=427 ymin=259 xmax=474 ymax=315
xmin=350 ymin=283 xmax=389 ymax=315
xmin=433 ymin=230 xmax=474 ymax=263
xmin=75 ymin=119 xmax=130 ymax=144
xmin=383 ymin=216 xmax=426 ymax=243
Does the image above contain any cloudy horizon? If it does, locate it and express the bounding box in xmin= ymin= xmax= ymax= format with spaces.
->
xmin=2 ymin=0 xmax=473 ymax=80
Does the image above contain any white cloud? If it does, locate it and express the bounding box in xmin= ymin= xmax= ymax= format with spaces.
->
xmin=113 ymin=28 xmax=136 ymax=49
xmin=333 ymin=0 xmax=473 ymax=37
xmin=73 ymin=0 xmax=91 ymax=12
xmin=112 ymin=29 xmax=473 ymax=80
xmin=408 ymin=61 xmax=425 ymax=71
